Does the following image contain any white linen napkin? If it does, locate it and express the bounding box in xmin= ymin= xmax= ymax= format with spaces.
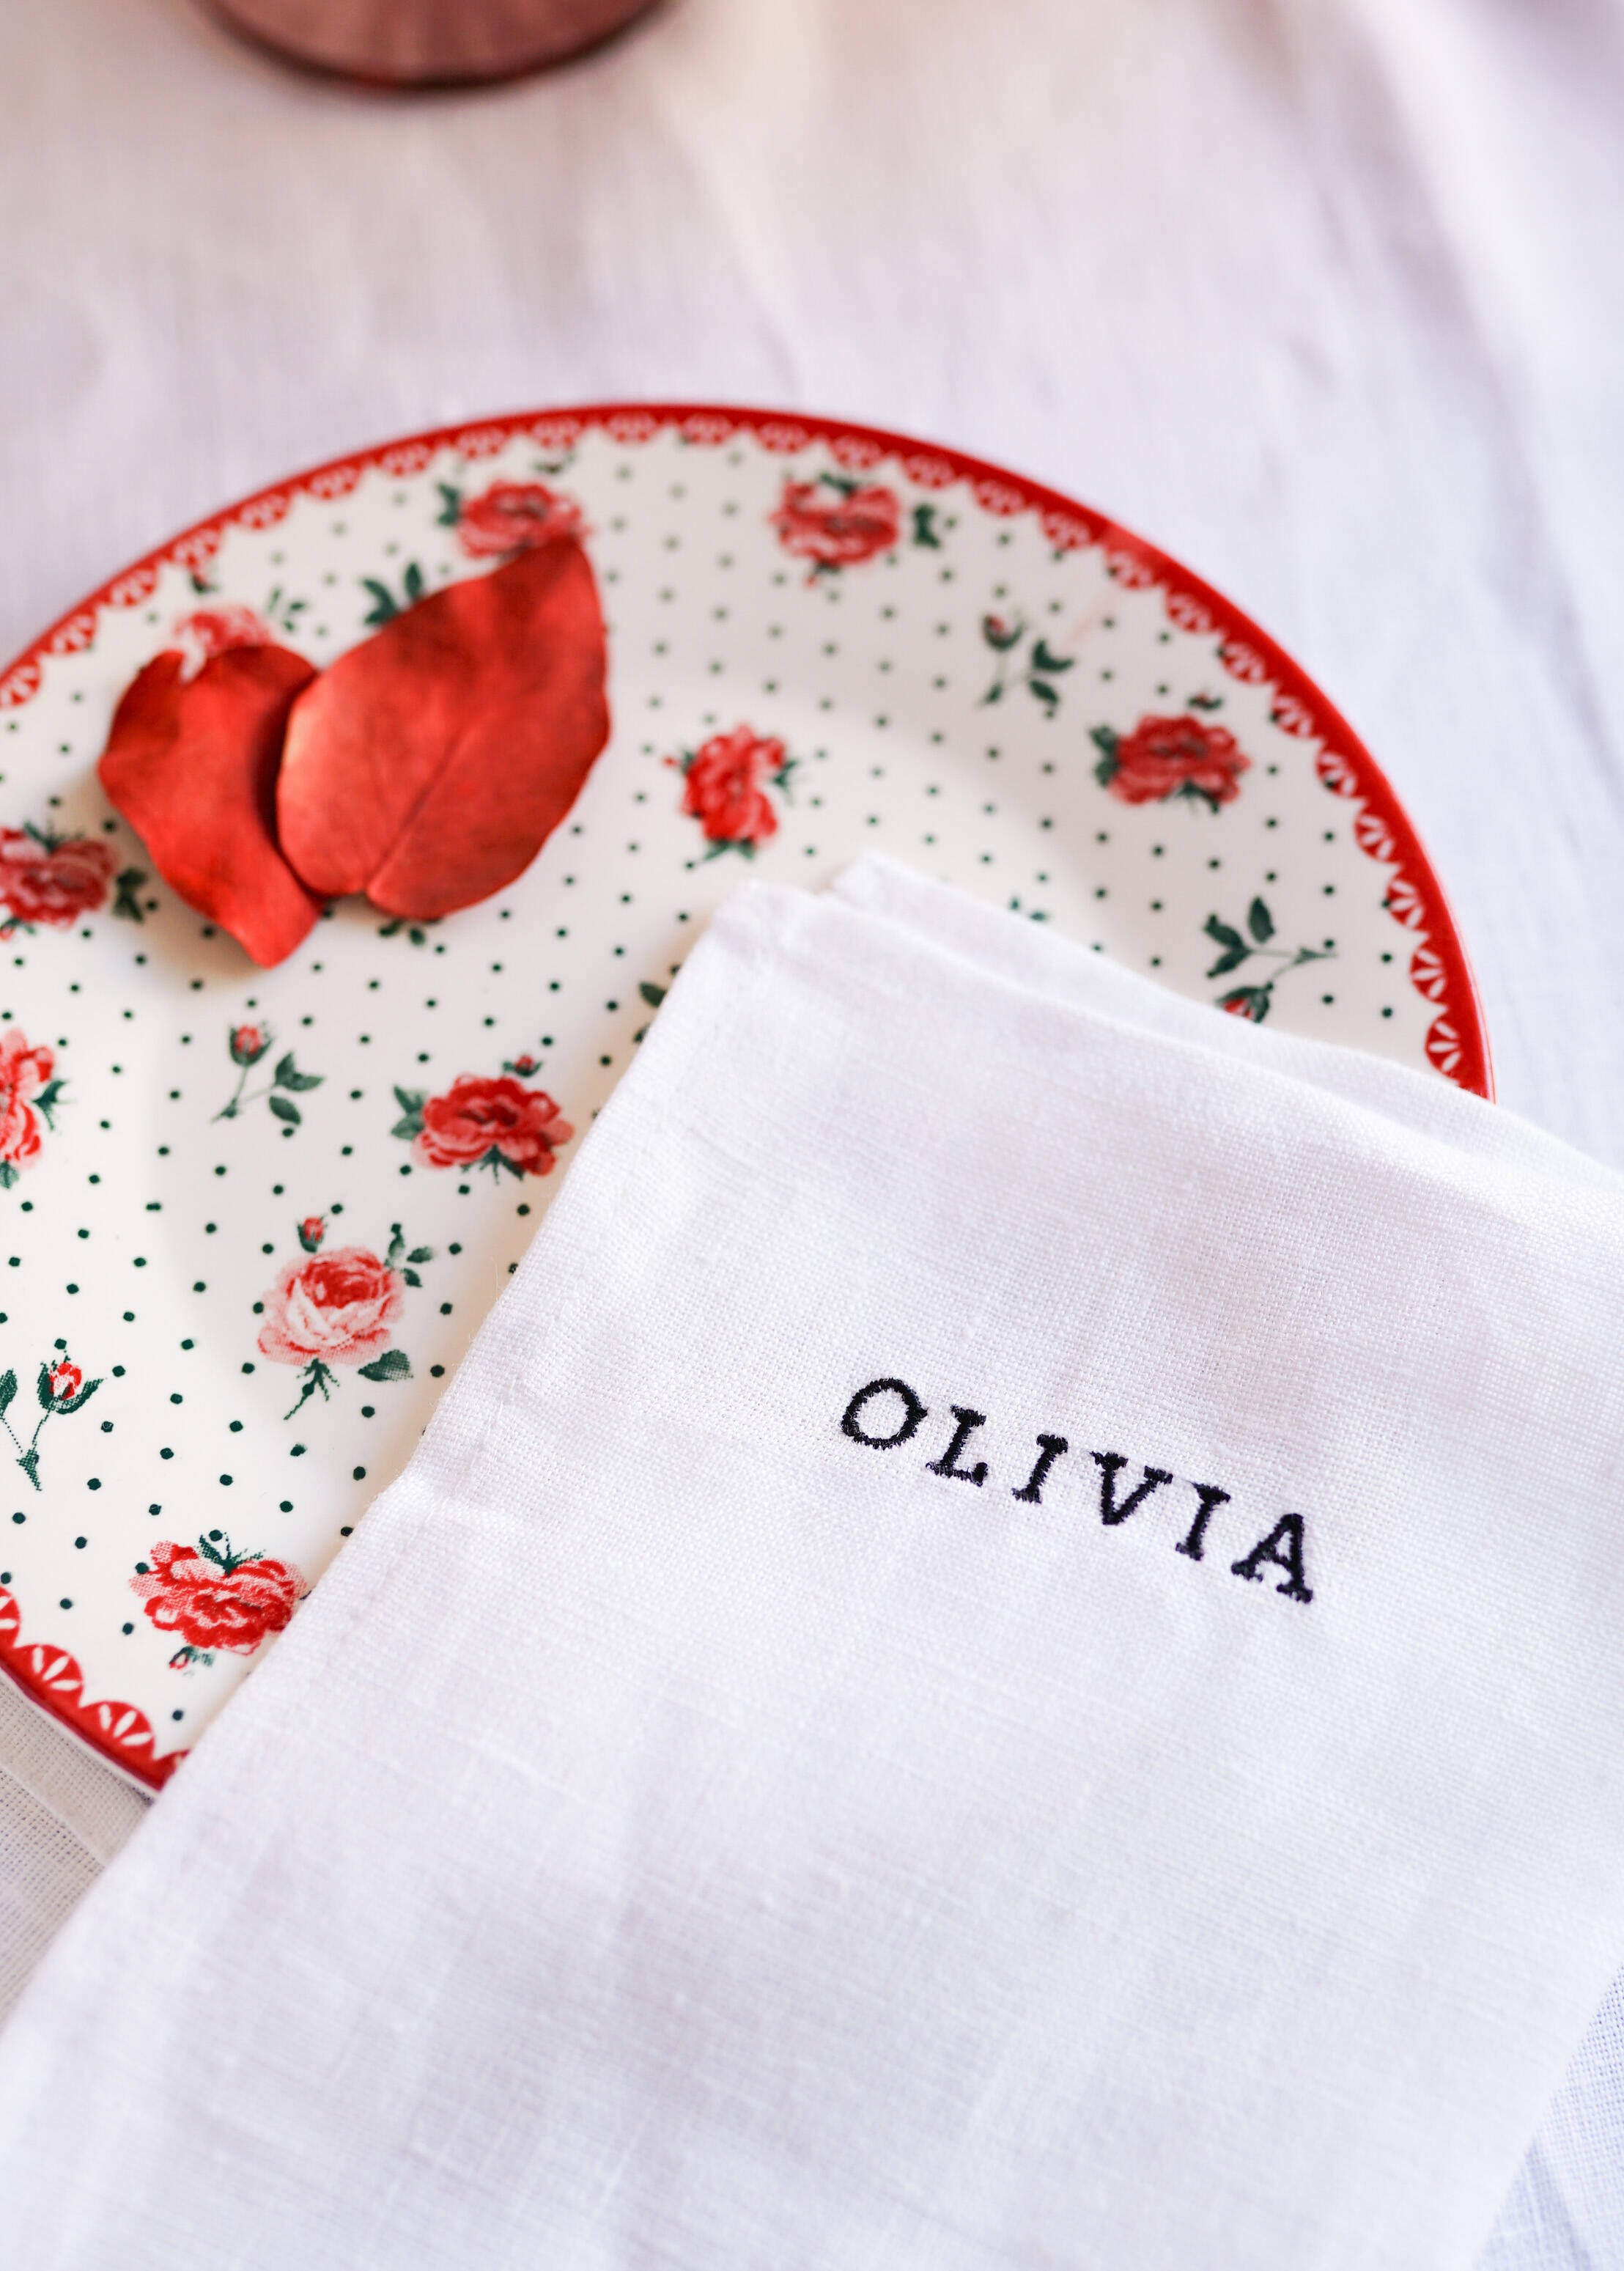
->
xmin=3 ymin=865 xmax=1624 ymax=2271
xmin=830 ymin=855 xmax=1617 ymax=1189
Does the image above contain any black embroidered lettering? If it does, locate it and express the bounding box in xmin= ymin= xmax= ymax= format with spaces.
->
xmin=1012 ymin=1434 xmax=1068 ymax=1505
xmin=841 ymin=1377 xmax=928 ymax=1449
xmin=1092 ymin=1451 xmax=1173 ymax=1526
xmin=1230 ymin=1514 xmax=1314 ymax=1604
xmin=929 ymin=1405 xmax=989 ymax=1487
xmin=1175 ymin=1482 xmax=1231 ymax=1562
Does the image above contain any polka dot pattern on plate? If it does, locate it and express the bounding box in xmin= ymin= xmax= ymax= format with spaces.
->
xmin=0 ymin=405 xmax=1488 ymax=1785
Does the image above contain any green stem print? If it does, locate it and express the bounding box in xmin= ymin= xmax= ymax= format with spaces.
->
xmin=0 ymin=1350 xmax=101 ymax=1490
xmin=1205 ymin=899 xmax=1335 ymax=1023
xmin=185 ymin=571 xmax=309 ymax=643
xmin=111 ymin=866 xmax=149 ymax=922
xmin=361 ymin=562 xmax=427 ymax=626
xmin=215 ymin=1023 xmax=323 ymax=1129
xmin=980 ymin=614 xmax=1074 ymax=710
xmin=260 ymin=584 xmax=310 ymax=639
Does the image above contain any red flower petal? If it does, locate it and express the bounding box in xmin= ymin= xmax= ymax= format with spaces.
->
xmin=276 ymin=538 xmax=610 ymax=921
xmin=97 ymin=644 xmax=322 ymax=966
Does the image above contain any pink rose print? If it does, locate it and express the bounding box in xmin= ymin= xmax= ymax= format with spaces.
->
xmin=257 ymin=1220 xmax=431 ymax=1417
xmin=0 ymin=826 xmax=117 ymax=935
xmin=670 ymin=724 xmax=796 ymax=857
xmin=171 ymin=603 xmax=273 ymax=684
xmin=451 ymin=480 xmax=586 ymax=560
xmin=769 ymin=476 xmax=901 ymax=578
xmin=0 ymin=1028 xmax=64 ymax=1189
xmin=130 ymin=1533 xmax=308 ymax=1670
xmin=392 ymin=1075 xmax=573 ymax=1181
xmin=1092 ymin=714 xmax=1251 ymax=811
xmin=259 ymin=1244 xmax=403 ymax=1368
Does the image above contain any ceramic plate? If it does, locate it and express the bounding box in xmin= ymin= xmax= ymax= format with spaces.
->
xmin=0 ymin=405 xmax=1489 ymax=1786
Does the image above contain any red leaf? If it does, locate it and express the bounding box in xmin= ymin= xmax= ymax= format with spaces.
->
xmin=98 ymin=645 xmax=322 ymax=967
xmin=277 ymin=539 xmax=610 ymax=919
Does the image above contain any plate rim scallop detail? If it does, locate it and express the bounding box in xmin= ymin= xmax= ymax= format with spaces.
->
xmin=0 ymin=401 xmax=1494 ymax=1789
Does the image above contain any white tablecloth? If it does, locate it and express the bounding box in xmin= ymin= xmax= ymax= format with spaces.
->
xmin=1 ymin=0 xmax=1620 ymax=2258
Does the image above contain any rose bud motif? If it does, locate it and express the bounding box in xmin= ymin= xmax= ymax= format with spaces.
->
xmin=1220 ymin=990 xmax=1271 ymax=1023
xmin=0 ymin=828 xmax=117 ymax=934
xmin=298 ymin=1215 xmax=326 ymax=1251
xmin=229 ymin=1021 xmax=271 ymax=1067
xmin=10 ymin=1350 xmax=101 ymax=1489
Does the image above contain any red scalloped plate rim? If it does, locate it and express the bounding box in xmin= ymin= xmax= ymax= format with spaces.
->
xmin=0 ymin=400 xmax=1493 ymax=1789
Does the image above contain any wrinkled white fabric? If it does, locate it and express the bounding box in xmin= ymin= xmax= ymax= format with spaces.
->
xmin=838 ymin=857 xmax=1624 ymax=2271
xmin=1 ymin=0 xmax=1622 ymax=2256
xmin=3 ymin=871 xmax=1624 ymax=2269
xmin=0 ymin=1681 xmax=147 ymax=2025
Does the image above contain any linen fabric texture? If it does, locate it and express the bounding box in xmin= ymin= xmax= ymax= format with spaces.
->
xmin=2 ymin=866 xmax=1624 ymax=2270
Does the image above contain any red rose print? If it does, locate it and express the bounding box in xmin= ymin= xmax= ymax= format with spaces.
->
xmin=412 ymin=1075 xmax=574 ymax=1178
xmin=457 ymin=482 xmax=585 ymax=560
xmin=0 ymin=828 xmax=115 ymax=932
xmin=679 ymin=725 xmax=788 ymax=850
xmin=769 ymin=479 xmax=901 ymax=575
xmin=509 ymin=1054 xmax=536 ymax=1076
xmin=230 ymin=1021 xmax=270 ymax=1066
xmin=257 ymin=1245 xmax=405 ymax=1368
xmin=300 ymin=1215 xmax=325 ymax=1248
xmin=47 ymin=1360 xmax=82 ymax=1402
xmin=131 ymin=1535 xmax=307 ymax=1659
xmin=0 ymin=1028 xmax=59 ymax=1183
xmin=1096 ymin=714 xmax=1251 ymax=809
xmin=171 ymin=604 xmax=273 ymax=683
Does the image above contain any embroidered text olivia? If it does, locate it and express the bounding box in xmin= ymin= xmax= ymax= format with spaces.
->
xmin=840 ymin=1374 xmax=1313 ymax=1605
